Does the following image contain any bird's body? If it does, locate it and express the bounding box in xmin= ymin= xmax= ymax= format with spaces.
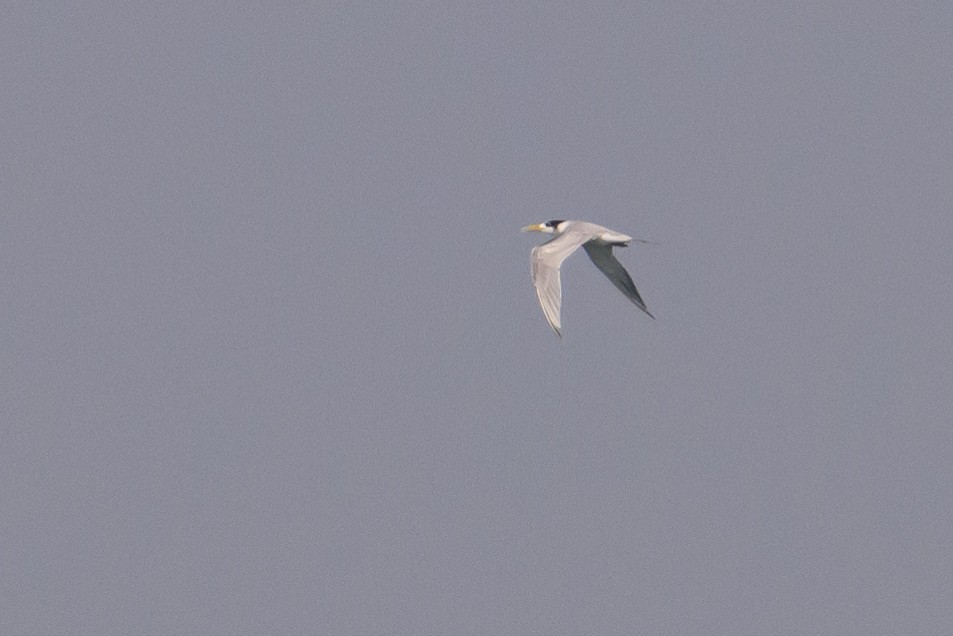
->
xmin=522 ymin=220 xmax=653 ymax=336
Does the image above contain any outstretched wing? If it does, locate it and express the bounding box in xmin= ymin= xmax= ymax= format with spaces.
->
xmin=529 ymin=231 xmax=592 ymax=336
xmin=530 ymin=247 xmax=562 ymax=335
xmin=583 ymin=241 xmax=654 ymax=319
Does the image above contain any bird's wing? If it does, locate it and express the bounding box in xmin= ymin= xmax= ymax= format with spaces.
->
xmin=530 ymin=231 xmax=592 ymax=336
xmin=530 ymin=248 xmax=562 ymax=335
xmin=583 ymin=241 xmax=655 ymax=319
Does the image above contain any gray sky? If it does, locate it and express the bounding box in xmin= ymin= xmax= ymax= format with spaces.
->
xmin=3 ymin=2 xmax=952 ymax=634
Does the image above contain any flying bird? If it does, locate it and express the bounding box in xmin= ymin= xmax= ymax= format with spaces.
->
xmin=522 ymin=220 xmax=654 ymax=336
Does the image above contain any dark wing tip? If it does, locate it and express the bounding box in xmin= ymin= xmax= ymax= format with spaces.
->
xmin=633 ymin=297 xmax=655 ymax=320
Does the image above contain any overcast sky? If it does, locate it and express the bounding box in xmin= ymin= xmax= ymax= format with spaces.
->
xmin=3 ymin=2 xmax=953 ymax=634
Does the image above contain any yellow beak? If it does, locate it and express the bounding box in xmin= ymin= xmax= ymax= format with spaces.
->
xmin=521 ymin=223 xmax=544 ymax=232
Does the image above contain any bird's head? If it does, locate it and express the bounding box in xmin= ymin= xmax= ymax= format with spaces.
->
xmin=521 ymin=220 xmax=565 ymax=234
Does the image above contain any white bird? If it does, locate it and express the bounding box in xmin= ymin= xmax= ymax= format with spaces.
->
xmin=522 ymin=220 xmax=654 ymax=336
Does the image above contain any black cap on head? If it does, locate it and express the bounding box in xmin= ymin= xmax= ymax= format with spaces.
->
xmin=546 ymin=220 xmax=565 ymax=228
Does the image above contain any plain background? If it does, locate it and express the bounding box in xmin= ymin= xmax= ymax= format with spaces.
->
xmin=3 ymin=2 xmax=952 ymax=634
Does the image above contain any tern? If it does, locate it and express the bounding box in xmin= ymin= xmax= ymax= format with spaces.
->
xmin=522 ymin=220 xmax=654 ymax=336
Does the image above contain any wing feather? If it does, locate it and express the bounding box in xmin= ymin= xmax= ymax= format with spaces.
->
xmin=529 ymin=231 xmax=591 ymax=336
xmin=583 ymin=241 xmax=654 ymax=319
xmin=531 ymin=247 xmax=562 ymax=335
